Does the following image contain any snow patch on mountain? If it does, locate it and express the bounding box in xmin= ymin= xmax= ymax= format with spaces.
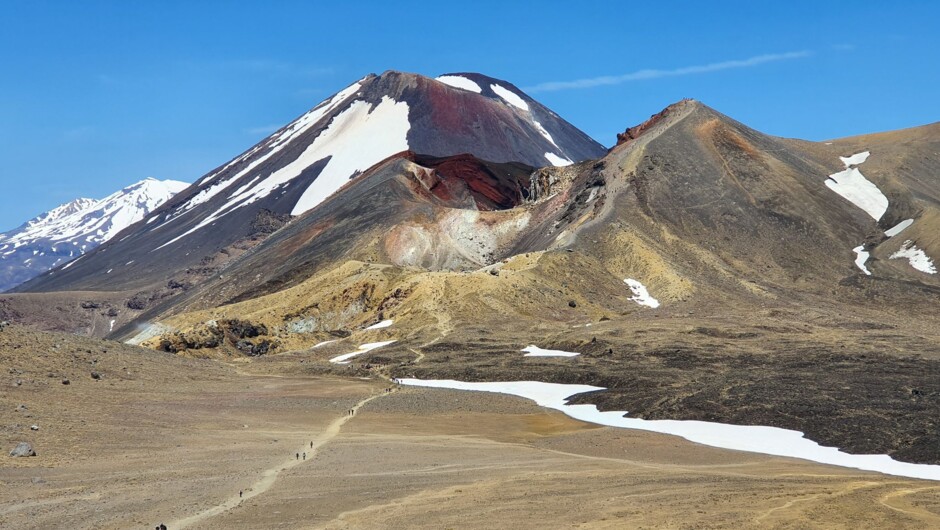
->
xmin=840 ymin=151 xmax=870 ymax=167
xmin=532 ymin=121 xmax=559 ymax=149
xmin=436 ymin=75 xmax=482 ymax=93
xmin=172 ymin=81 xmax=364 ymax=224
xmin=490 ymin=83 xmax=529 ymax=111
xmin=890 ymin=240 xmax=937 ymax=274
xmin=824 ymin=151 xmax=888 ymax=221
xmin=290 ymin=96 xmax=411 ymax=215
xmin=853 ymin=245 xmax=871 ymax=275
xmin=329 ymin=340 xmax=397 ymax=364
xmin=521 ymin=345 xmax=580 ymax=357
xmin=624 ymin=279 xmax=660 ymax=308
xmin=544 ymin=152 xmax=574 ymax=166
xmin=398 ymin=379 xmax=940 ymax=481
xmin=157 ymin=95 xmax=410 ymax=249
xmin=885 ymin=219 xmax=914 ymax=237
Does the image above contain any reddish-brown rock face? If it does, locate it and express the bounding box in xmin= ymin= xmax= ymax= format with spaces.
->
xmin=410 ymin=153 xmax=533 ymax=210
xmin=616 ymin=99 xmax=693 ymax=147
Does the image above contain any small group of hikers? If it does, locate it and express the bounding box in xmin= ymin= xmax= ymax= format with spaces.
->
xmin=229 ymin=379 xmax=404 ymax=513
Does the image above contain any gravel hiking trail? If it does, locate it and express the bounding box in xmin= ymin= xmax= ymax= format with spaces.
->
xmin=168 ymin=389 xmax=393 ymax=529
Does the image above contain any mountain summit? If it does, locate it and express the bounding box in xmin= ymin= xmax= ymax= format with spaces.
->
xmin=17 ymin=70 xmax=606 ymax=293
xmin=0 ymin=178 xmax=187 ymax=291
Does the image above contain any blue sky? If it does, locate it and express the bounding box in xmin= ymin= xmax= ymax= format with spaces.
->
xmin=1 ymin=1 xmax=938 ymax=231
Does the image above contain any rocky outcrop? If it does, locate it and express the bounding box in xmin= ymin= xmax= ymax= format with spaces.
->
xmin=9 ymin=441 xmax=35 ymax=457
xmin=615 ymin=99 xmax=693 ymax=147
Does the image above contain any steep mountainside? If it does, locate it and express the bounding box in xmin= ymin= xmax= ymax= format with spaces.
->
xmin=4 ymin=71 xmax=939 ymax=467
xmin=0 ymin=178 xmax=187 ymax=291
xmin=15 ymin=71 xmax=605 ymax=294
xmin=99 ymin=100 xmax=940 ymax=466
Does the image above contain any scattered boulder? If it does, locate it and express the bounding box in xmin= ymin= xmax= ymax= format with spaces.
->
xmin=236 ymin=339 xmax=274 ymax=357
xmin=166 ymin=279 xmax=191 ymax=290
xmin=9 ymin=442 xmax=35 ymax=457
xmin=125 ymin=297 xmax=147 ymax=310
xmin=90 ymin=371 xmax=101 ymax=380
xmin=0 ymin=320 xmax=8 ymax=331
xmin=80 ymin=301 xmax=101 ymax=309
xmin=223 ymin=319 xmax=268 ymax=339
xmin=568 ymin=300 xmax=578 ymax=308
xmin=30 ymin=425 xmax=39 ymax=431
xmin=16 ymin=404 xmax=27 ymax=412
xmin=61 ymin=378 xmax=70 ymax=385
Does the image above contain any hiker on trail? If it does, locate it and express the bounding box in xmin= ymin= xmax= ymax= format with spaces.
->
xmin=240 ymin=490 xmax=243 ymax=498
xmin=303 ymin=452 xmax=306 ymax=460
xmin=296 ymin=452 xmax=299 ymax=460
xmin=310 ymin=441 xmax=313 ymax=448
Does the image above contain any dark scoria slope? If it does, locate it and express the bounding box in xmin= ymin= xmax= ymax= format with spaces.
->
xmin=16 ymin=71 xmax=605 ymax=294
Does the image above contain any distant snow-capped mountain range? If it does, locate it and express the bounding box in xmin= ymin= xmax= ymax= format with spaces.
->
xmin=0 ymin=177 xmax=188 ymax=291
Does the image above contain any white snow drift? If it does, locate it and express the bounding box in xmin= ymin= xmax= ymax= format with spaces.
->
xmin=824 ymin=151 xmax=888 ymax=221
xmin=490 ymin=83 xmax=529 ymax=111
xmin=884 ymin=219 xmax=914 ymax=237
xmin=365 ymin=319 xmax=394 ymax=330
xmin=544 ymin=152 xmax=574 ymax=167
xmin=521 ymin=345 xmax=580 ymax=357
xmin=890 ymin=240 xmax=937 ymax=274
xmin=436 ymin=75 xmax=482 ymax=93
xmin=624 ymin=279 xmax=660 ymax=308
xmin=852 ymin=246 xmax=871 ymax=275
xmin=398 ymin=378 xmax=940 ymax=481
xmin=329 ymin=340 xmax=397 ymax=364
xmin=157 ymin=94 xmax=410 ymax=249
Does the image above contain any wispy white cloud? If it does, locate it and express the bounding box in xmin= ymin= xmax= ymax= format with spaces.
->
xmin=244 ymin=124 xmax=281 ymax=136
xmin=526 ymin=51 xmax=813 ymax=93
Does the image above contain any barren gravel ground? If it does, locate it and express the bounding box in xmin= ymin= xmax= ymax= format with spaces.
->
xmin=2 ymin=326 xmax=939 ymax=529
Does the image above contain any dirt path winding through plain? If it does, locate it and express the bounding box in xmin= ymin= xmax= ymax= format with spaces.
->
xmin=168 ymin=389 xmax=392 ymax=529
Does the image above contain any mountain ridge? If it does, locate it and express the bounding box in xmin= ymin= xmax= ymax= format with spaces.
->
xmin=0 ymin=177 xmax=188 ymax=292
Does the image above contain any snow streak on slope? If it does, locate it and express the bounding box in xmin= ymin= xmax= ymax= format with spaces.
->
xmin=890 ymin=240 xmax=937 ymax=274
xmin=436 ymin=75 xmax=482 ymax=93
xmin=157 ymin=95 xmax=410 ymax=249
xmin=490 ymin=83 xmax=529 ymax=111
xmin=840 ymin=151 xmax=871 ymax=166
xmin=853 ymin=246 xmax=871 ymax=275
xmin=399 ymin=379 xmax=940 ymax=481
xmin=544 ymin=152 xmax=574 ymax=166
xmin=290 ymin=96 xmax=411 ymax=215
xmin=169 ymin=81 xmax=364 ymax=222
xmin=885 ymin=219 xmax=914 ymax=237
xmin=521 ymin=345 xmax=580 ymax=357
xmin=532 ymin=121 xmax=559 ymax=149
xmin=329 ymin=340 xmax=397 ymax=364
xmin=624 ymin=279 xmax=660 ymax=308
xmin=824 ymin=151 xmax=888 ymax=221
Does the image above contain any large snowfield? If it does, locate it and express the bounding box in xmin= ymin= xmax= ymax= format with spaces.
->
xmin=399 ymin=379 xmax=940 ymax=481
